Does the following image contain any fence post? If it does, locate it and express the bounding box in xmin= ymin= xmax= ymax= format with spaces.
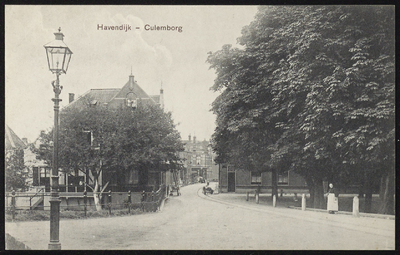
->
xmin=273 ymin=194 xmax=276 ymax=207
xmin=353 ymin=196 xmax=359 ymax=217
xmin=108 ymin=190 xmax=112 ymax=215
xmin=302 ymin=194 xmax=306 ymax=211
xmin=128 ymin=190 xmax=131 ymax=214
xmin=246 ymin=191 xmax=249 ymax=201
xmin=255 ymin=190 xmax=259 ymax=204
xmin=151 ymin=191 xmax=154 ymax=201
xmin=141 ymin=191 xmax=146 ymax=212
xmin=83 ymin=191 xmax=87 ymax=217
xmin=11 ymin=190 xmax=16 ymax=221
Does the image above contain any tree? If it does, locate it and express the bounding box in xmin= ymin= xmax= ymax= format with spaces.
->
xmin=35 ymin=99 xmax=184 ymax=211
xmin=5 ymin=149 xmax=27 ymax=192
xmin=208 ymin=6 xmax=394 ymax=211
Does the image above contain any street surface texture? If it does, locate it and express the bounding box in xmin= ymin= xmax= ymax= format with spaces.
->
xmin=5 ymin=183 xmax=395 ymax=250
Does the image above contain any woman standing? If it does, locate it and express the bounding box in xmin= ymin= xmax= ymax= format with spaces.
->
xmin=326 ymin=183 xmax=338 ymax=214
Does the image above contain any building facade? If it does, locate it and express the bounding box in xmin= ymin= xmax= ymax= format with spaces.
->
xmin=218 ymin=164 xmax=308 ymax=194
xmin=179 ymin=135 xmax=218 ymax=185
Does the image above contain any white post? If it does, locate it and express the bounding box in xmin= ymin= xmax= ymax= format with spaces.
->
xmin=301 ymin=194 xmax=306 ymax=211
xmin=273 ymin=194 xmax=276 ymax=207
xmin=353 ymin=196 xmax=359 ymax=217
xmin=256 ymin=191 xmax=259 ymax=204
xmin=66 ymin=173 xmax=68 ymax=193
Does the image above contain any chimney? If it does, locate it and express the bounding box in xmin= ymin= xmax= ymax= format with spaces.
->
xmin=22 ymin=138 xmax=28 ymax=144
xmin=69 ymin=93 xmax=75 ymax=103
xmin=188 ymin=134 xmax=191 ymax=142
xmin=129 ymin=74 xmax=135 ymax=84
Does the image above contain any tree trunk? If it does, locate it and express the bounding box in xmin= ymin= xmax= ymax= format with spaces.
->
xmin=363 ymin=181 xmax=372 ymax=214
xmin=93 ymin=180 xmax=102 ymax=211
xmin=378 ymin=168 xmax=395 ymax=215
xmin=313 ymin=180 xmax=325 ymax=209
xmin=306 ymin=177 xmax=315 ymax=208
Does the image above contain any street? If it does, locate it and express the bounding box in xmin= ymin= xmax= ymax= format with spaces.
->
xmin=5 ymin=183 xmax=395 ymax=250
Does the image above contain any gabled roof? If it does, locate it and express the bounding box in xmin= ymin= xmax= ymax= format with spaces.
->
xmin=112 ymin=75 xmax=156 ymax=104
xmin=5 ymin=125 xmax=26 ymax=150
xmin=66 ymin=88 xmax=120 ymax=108
xmin=65 ymin=75 xmax=160 ymax=108
xmin=87 ymin=88 xmax=121 ymax=103
xmin=150 ymin=95 xmax=160 ymax=104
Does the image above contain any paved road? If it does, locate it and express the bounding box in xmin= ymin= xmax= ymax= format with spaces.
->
xmin=5 ymin=183 xmax=395 ymax=250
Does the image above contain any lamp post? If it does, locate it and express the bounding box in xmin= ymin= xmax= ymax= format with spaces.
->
xmin=44 ymin=27 xmax=73 ymax=250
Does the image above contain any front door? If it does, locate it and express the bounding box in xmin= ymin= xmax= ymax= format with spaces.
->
xmin=228 ymin=172 xmax=235 ymax=192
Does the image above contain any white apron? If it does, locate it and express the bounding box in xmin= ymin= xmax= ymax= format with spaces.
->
xmin=327 ymin=193 xmax=338 ymax=211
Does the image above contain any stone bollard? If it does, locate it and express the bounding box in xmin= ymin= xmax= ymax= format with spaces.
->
xmin=108 ymin=190 xmax=112 ymax=215
xmin=273 ymin=195 xmax=276 ymax=207
xmin=353 ymin=196 xmax=359 ymax=217
xmin=255 ymin=190 xmax=259 ymax=204
xmin=301 ymin=194 xmax=306 ymax=211
xmin=141 ymin=191 xmax=146 ymax=212
xmin=128 ymin=190 xmax=131 ymax=214
xmin=246 ymin=191 xmax=249 ymax=201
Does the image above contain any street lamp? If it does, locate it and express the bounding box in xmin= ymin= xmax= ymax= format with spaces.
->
xmin=44 ymin=27 xmax=73 ymax=250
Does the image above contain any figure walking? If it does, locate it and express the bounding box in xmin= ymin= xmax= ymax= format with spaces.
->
xmin=326 ymin=183 xmax=338 ymax=214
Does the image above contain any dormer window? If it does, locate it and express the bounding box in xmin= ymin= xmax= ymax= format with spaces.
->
xmin=126 ymin=92 xmax=137 ymax=108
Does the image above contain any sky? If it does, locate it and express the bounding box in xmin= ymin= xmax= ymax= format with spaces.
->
xmin=5 ymin=5 xmax=259 ymax=143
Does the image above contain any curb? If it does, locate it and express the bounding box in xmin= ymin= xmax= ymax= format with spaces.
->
xmin=289 ymin=206 xmax=395 ymax=220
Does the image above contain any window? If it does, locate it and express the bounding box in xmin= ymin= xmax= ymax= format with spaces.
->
xmin=126 ymin=92 xmax=137 ymax=108
xmin=128 ymin=169 xmax=139 ymax=185
xmin=251 ymin=172 xmax=261 ymax=184
xmin=278 ymin=172 xmax=289 ymax=185
xmin=40 ymin=167 xmax=50 ymax=178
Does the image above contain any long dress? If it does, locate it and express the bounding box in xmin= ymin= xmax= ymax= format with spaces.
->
xmin=327 ymin=188 xmax=338 ymax=212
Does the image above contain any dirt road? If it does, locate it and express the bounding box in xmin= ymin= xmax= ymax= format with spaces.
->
xmin=5 ymin=183 xmax=395 ymax=250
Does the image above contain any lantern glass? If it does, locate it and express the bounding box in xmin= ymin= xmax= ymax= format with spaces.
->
xmin=44 ymin=31 xmax=73 ymax=74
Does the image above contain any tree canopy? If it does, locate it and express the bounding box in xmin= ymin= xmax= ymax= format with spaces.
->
xmin=5 ymin=149 xmax=27 ymax=192
xmin=35 ymin=100 xmax=184 ymax=188
xmin=207 ymin=6 xmax=394 ymax=212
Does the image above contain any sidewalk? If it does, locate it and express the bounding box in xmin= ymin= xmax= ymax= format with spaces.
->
xmin=201 ymin=191 xmax=394 ymax=239
xmin=207 ymin=191 xmax=394 ymax=219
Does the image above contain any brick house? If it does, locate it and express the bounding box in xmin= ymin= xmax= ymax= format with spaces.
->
xmin=218 ymin=164 xmax=308 ymax=194
xmin=30 ymin=74 xmax=173 ymax=192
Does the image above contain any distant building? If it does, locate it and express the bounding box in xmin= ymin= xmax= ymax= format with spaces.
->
xmin=179 ymin=134 xmax=218 ymax=184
